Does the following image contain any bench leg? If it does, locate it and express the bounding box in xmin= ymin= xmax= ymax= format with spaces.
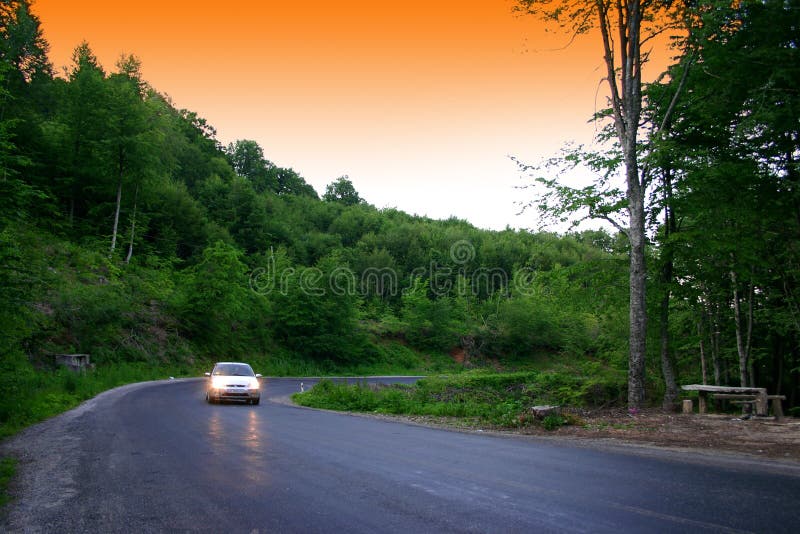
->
xmin=772 ymin=398 xmax=784 ymax=420
xmin=756 ymin=392 xmax=768 ymax=416
xmin=698 ymin=393 xmax=707 ymax=414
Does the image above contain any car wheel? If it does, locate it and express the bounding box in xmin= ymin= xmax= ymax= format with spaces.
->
xmin=252 ymin=398 xmax=260 ymax=405
xmin=206 ymin=392 xmax=214 ymax=404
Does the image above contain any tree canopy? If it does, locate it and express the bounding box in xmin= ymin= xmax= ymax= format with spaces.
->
xmin=323 ymin=175 xmax=363 ymax=206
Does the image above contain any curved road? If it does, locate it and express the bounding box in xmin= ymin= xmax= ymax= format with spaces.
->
xmin=3 ymin=377 xmax=800 ymax=533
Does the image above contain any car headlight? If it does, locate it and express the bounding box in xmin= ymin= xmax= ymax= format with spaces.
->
xmin=211 ymin=376 xmax=227 ymax=389
xmin=248 ymin=378 xmax=260 ymax=390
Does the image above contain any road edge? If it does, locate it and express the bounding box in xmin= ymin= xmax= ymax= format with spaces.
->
xmin=272 ymin=389 xmax=800 ymax=477
xmin=0 ymin=378 xmax=199 ymax=530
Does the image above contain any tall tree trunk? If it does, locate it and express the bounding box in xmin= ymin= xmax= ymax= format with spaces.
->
xmin=746 ymin=281 xmax=755 ymax=387
xmin=731 ymin=270 xmax=748 ymax=387
xmin=125 ymin=184 xmax=138 ymax=264
xmin=710 ymin=306 xmax=721 ymax=386
xmin=628 ymin=181 xmax=648 ymax=408
xmin=791 ymin=348 xmax=798 ymax=408
xmin=596 ymin=0 xmax=647 ymax=408
xmin=698 ymin=319 xmax=708 ymax=385
xmin=109 ymin=145 xmax=126 ymax=258
xmin=109 ymin=178 xmax=122 ymax=258
xmin=659 ymin=292 xmax=677 ymax=409
xmin=659 ymin=166 xmax=678 ymax=409
xmin=774 ymin=341 xmax=783 ymax=396
xmin=70 ymin=134 xmax=81 ymax=229
xmin=658 ymin=254 xmax=677 ymax=408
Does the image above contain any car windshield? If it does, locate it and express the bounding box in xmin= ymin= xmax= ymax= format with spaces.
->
xmin=212 ymin=363 xmax=255 ymax=377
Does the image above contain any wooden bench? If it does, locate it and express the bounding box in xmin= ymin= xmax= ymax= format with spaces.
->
xmin=681 ymin=385 xmax=769 ymax=416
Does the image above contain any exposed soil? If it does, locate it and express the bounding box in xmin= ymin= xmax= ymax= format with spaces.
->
xmin=449 ymin=347 xmax=467 ymax=365
xmin=395 ymin=408 xmax=800 ymax=462
xmin=532 ymin=409 xmax=800 ymax=460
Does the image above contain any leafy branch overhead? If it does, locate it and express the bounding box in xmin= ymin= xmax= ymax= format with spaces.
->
xmin=514 ymin=144 xmax=627 ymax=234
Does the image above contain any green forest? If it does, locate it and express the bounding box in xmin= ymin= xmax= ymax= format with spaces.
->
xmin=0 ymin=0 xmax=799 ymax=434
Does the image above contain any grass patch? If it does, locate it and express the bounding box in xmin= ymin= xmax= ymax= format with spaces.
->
xmin=0 ymin=360 xmax=198 ymax=439
xmin=293 ymin=368 xmax=625 ymax=429
xmin=541 ymin=414 xmax=568 ymax=431
xmin=0 ymin=457 xmax=15 ymax=508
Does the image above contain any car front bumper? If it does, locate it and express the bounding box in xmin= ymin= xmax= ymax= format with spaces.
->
xmin=208 ymin=388 xmax=260 ymax=403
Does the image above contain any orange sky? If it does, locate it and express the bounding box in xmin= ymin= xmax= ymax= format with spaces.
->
xmin=32 ymin=0 xmax=664 ymax=230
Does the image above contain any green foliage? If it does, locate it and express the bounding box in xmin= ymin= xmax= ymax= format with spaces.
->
xmin=330 ymin=205 xmax=381 ymax=248
xmin=0 ymin=456 xmax=16 ymax=508
xmin=226 ymin=139 xmax=279 ymax=193
xmin=0 ymin=0 xmax=51 ymax=85
xmin=541 ymin=414 xmax=567 ymax=431
xmin=53 ymin=282 xmax=133 ymax=361
xmin=0 ymin=228 xmax=34 ymax=356
xmin=267 ymin=251 xmax=371 ymax=363
xmin=323 ymin=175 xmax=363 ymax=206
xmin=293 ymin=378 xmax=380 ymax=411
xmin=401 ymin=278 xmax=464 ymax=352
xmin=247 ymin=349 xmax=337 ymax=377
xmin=0 ymin=356 xmax=187 ymax=439
xmin=294 ymin=369 xmax=625 ymax=428
xmin=373 ymin=341 xmax=423 ymax=370
xmin=173 ymin=241 xmax=251 ymax=355
xmin=640 ymin=0 xmax=800 ymax=396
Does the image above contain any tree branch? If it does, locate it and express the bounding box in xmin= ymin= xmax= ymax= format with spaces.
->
xmin=656 ymin=53 xmax=694 ymax=137
xmin=597 ymin=0 xmax=625 ymax=140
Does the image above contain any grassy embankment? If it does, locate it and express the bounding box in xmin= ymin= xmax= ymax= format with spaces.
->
xmin=293 ymin=366 xmax=626 ymax=431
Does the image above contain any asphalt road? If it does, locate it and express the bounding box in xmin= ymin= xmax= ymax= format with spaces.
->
xmin=3 ymin=377 xmax=800 ymax=533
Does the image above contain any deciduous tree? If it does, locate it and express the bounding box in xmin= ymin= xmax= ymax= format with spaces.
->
xmin=516 ymin=0 xmax=686 ymax=407
xmin=323 ymin=175 xmax=363 ymax=206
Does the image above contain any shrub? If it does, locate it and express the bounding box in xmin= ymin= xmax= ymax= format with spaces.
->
xmin=293 ymin=379 xmax=380 ymax=411
xmin=541 ymin=414 xmax=567 ymax=431
xmin=378 ymin=387 xmax=412 ymax=414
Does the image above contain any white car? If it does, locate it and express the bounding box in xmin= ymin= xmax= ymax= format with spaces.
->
xmin=205 ymin=362 xmax=262 ymax=405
